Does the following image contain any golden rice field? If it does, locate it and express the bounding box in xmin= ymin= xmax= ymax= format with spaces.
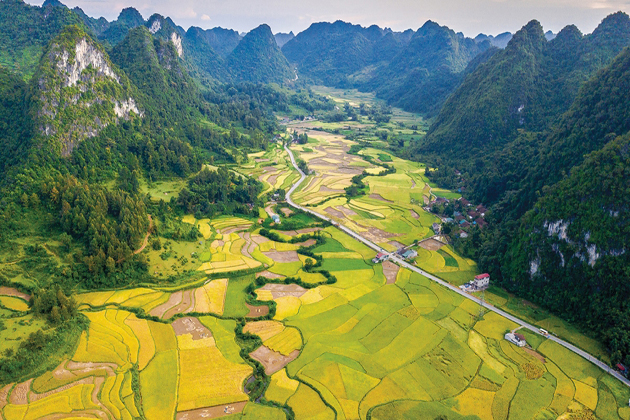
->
xmin=3 ymin=120 xmax=629 ymax=420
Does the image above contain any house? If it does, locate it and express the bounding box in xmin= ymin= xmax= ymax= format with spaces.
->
xmin=372 ymin=252 xmax=388 ymax=264
xmin=453 ymin=211 xmax=462 ymax=217
xmin=461 ymin=221 xmax=470 ymax=228
xmin=476 ymin=205 xmax=487 ymax=214
xmin=455 ymin=215 xmax=465 ymax=222
xmin=467 ymin=210 xmax=479 ymax=218
xmin=460 ymin=198 xmax=471 ymax=206
xmin=472 ymin=273 xmax=490 ymax=288
xmin=402 ymin=249 xmax=418 ymax=260
xmin=432 ymin=223 xmax=441 ymax=234
xmin=443 ymin=217 xmax=454 ymax=223
xmin=475 ymin=218 xmax=488 ymax=229
xmin=504 ymin=332 xmax=527 ymax=347
xmin=435 ymin=197 xmax=449 ymax=204
xmin=460 ymin=232 xmax=469 ymax=238
xmin=271 ymin=214 xmax=280 ymax=224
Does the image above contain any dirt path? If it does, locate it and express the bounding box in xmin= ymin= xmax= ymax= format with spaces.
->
xmin=134 ymin=214 xmax=153 ymax=255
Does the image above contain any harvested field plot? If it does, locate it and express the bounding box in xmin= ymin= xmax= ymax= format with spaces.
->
xmin=250 ymin=346 xmax=301 ymax=375
xmin=419 ymin=238 xmax=446 ymax=251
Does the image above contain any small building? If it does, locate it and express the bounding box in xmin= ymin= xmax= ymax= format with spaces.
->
xmin=472 ymin=273 xmax=490 ymax=288
xmin=432 ymin=223 xmax=441 ymax=234
xmin=402 ymin=249 xmax=418 ymax=260
xmin=460 ymin=198 xmax=471 ymax=206
xmin=372 ymin=252 xmax=388 ymax=264
xmin=475 ymin=218 xmax=488 ymax=229
xmin=271 ymin=214 xmax=280 ymax=224
xmin=443 ymin=217 xmax=454 ymax=223
xmin=504 ymin=332 xmax=527 ymax=347
xmin=460 ymin=232 xmax=469 ymax=238
xmin=461 ymin=221 xmax=471 ymax=228
xmin=476 ymin=205 xmax=488 ymax=214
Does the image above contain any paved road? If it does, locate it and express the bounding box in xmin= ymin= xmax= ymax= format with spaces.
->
xmin=284 ymin=144 xmax=630 ymax=387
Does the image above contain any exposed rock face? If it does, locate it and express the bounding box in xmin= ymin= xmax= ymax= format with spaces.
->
xmin=57 ymin=38 xmax=119 ymax=86
xmin=170 ymin=32 xmax=183 ymax=57
xmin=35 ymin=26 xmax=141 ymax=156
xmin=149 ymin=19 xmax=161 ymax=34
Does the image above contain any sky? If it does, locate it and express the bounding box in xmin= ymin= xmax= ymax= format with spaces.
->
xmin=29 ymin=0 xmax=630 ymax=37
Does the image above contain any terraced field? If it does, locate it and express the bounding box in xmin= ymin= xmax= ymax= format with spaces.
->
xmin=255 ymin=227 xmax=630 ymax=420
xmin=2 ymin=122 xmax=628 ymax=419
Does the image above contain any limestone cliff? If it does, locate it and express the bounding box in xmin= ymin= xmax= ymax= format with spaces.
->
xmin=33 ymin=25 xmax=141 ymax=156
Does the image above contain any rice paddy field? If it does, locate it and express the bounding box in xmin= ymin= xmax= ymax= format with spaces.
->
xmin=2 ymin=108 xmax=628 ymax=419
xmin=3 ymin=214 xmax=629 ymax=419
xmin=240 ymin=143 xmax=301 ymax=196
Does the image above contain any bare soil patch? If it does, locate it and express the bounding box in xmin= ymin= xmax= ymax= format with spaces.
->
xmin=524 ymin=348 xmax=546 ymax=363
xmin=221 ymin=225 xmax=250 ymax=235
xmin=245 ymin=304 xmax=270 ymax=318
xmin=211 ymin=240 xmax=225 ymax=248
xmin=382 ymin=261 xmax=400 ymax=285
xmin=410 ymin=210 xmax=420 ymax=219
xmin=319 ymin=185 xmax=344 ymax=193
xmin=65 ymin=361 xmax=117 ymax=377
xmin=163 ymin=289 xmax=195 ymax=319
xmin=336 ymin=166 xmax=364 ymax=175
xmin=363 ymin=227 xmax=401 ymax=243
xmin=0 ymin=286 xmax=30 ymax=301
xmin=176 ymin=401 xmax=248 ymax=419
xmin=423 ymin=196 xmax=429 ymax=205
xmin=369 ymin=193 xmax=393 ymax=203
xmin=263 ymin=250 xmax=300 ymax=263
xmin=149 ymin=290 xmax=183 ymax=318
xmin=283 ymin=228 xmax=322 ymax=237
xmin=267 ymin=173 xmax=280 ymax=186
xmin=294 ymin=239 xmax=317 ymax=247
xmin=249 ymin=346 xmax=301 ymax=375
xmin=0 ymin=384 xmax=12 ymax=409
xmin=419 ymin=238 xmax=446 ymax=251
xmin=259 ymin=283 xmax=307 ymax=299
xmin=9 ymin=379 xmax=32 ymax=404
xmin=172 ymin=317 xmax=212 ymax=340
xmin=280 ymin=208 xmax=294 ymax=217
xmin=251 ymin=235 xmax=270 ymax=245
xmin=325 ymin=207 xmax=345 ymax=219
xmin=336 ymin=206 xmax=357 ymax=217
xmin=256 ymin=270 xmax=284 ymax=279
xmin=255 ymin=158 xmax=270 ymax=163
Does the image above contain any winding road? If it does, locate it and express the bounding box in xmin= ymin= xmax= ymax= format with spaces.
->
xmin=283 ymin=144 xmax=630 ymax=387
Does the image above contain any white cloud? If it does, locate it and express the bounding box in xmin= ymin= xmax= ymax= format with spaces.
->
xmin=201 ymin=14 xmax=211 ymax=21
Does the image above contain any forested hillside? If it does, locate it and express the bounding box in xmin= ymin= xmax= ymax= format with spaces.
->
xmin=506 ymin=134 xmax=630 ymax=365
xmin=282 ymin=19 xmax=494 ymax=116
xmin=363 ymin=20 xmax=492 ymax=116
xmin=282 ymin=20 xmax=406 ymax=86
xmin=408 ymin=12 xmax=630 ymax=364
xmin=0 ymin=0 xmax=84 ymax=76
xmin=226 ymin=24 xmax=294 ymax=83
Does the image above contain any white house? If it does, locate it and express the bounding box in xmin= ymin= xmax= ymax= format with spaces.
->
xmin=504 ymin=332 xmax=526 ymax=347
xmin=472 ymin=273 xmax=490 ymax=288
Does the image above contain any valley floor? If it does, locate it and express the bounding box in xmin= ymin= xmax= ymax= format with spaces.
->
xmin=1 ymin=118 xmax=629 ymax=420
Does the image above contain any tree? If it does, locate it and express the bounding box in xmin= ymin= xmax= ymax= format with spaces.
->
xmin=304 ymin=258 xmax=315 ymax=271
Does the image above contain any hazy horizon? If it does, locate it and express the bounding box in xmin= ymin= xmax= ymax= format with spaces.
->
xmin=26 ymin=0 xmax=630 ymax=38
